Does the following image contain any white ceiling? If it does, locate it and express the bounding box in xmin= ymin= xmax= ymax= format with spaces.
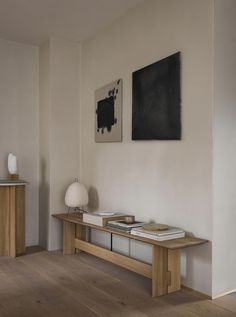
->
xmin=0 ymin=0 xmax=144 ymax=45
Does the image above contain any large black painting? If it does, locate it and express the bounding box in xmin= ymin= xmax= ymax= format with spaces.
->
xmin=132 ymin=52 xmax=181 ymax=140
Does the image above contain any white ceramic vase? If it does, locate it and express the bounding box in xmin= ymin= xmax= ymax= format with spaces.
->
xmin=8 ymin=153 xmax=18 ymax=174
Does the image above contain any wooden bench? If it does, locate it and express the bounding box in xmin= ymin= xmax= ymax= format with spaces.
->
xmin=53 ymin=213 xmax=208 ymax=297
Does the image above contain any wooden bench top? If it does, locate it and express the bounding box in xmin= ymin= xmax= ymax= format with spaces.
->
xmin=53 ymin=213 xmax=208 ymax=250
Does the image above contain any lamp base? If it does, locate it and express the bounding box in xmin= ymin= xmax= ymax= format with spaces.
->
xmin=67 ymin=207 xmax=88 ymax=217
xmin=8 ymin=174 xmax=19 ymax=181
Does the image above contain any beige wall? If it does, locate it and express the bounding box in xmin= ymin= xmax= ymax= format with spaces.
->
xmin=0 ymin=38 xmax=39 ymax=246
xmin=80 ymin=0 xmax=214 ymax=295
xmin=39 ymin=38 xmax=81 ymax=250
xmin=3 ymin=0 xmax=236 ymax=298
xmin=213 ymin=0 xmax=236 ymax=298
xmin=39 ymin=41 xmax=50 ymax=248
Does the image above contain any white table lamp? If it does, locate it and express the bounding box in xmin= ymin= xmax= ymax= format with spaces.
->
xmin=65 ymin=179 xmax=89 ymax=214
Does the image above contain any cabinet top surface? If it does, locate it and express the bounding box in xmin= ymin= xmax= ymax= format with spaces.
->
xmin=52 ymin=213 xmax=208 ymax=250
xmin=0 ymin=180 xmax=27 ymax=186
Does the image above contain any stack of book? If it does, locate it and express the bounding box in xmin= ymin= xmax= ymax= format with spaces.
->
xmin=131 ymin=226 xmax=185 ymax=241
xmin=107 ymin=220 xmax=145 ymax=232
xmin=83 ymin=211 xmax=127 ymax=227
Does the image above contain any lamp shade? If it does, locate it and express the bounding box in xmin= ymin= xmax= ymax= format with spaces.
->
xmin=65 ymin=180 xmax=89 ymax=208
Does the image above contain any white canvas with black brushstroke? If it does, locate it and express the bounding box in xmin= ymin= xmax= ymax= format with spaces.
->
xmin=95 ymin=79 xmax=122 ymax=142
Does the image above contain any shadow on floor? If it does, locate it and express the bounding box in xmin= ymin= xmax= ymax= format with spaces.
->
xmin=26 ymin=245 xmax=45 ymax=255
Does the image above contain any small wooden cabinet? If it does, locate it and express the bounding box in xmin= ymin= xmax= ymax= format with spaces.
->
xmin=0 ymin=181 xmax=27 ymax=257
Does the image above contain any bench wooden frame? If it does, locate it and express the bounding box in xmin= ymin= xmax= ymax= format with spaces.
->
xmin=53 ymin=213 xmax=207 ymax=297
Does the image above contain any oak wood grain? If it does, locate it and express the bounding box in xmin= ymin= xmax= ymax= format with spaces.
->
xmin=152 ymin=245 xmax=168 ymax=296
xmin=168 ymin=249 xmax=181 ymax=293
xmin=63 ymin=221 xmax=76 ymax=255
xmin=15 ymin=185 xmax=26 ymax=255
xmin=9 ymin=186 xmax=16 ymax=257
xmin=74 ymin=238 xmax=152 ymax=278
xmin=0 ymin=250 xmax=235 ymax=317
xmin=0 ymin=187 xmax=10 ymax=256
xmin=0 ymin=185 xmax=26 ymax=257
xmin=53 ymin=213 xmax=208 ymax=250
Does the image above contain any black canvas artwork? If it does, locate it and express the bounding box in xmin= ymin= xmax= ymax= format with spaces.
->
xmin=97 ymin=96 xmax=117 ymax=133
xmin=132 ymin=52 xmax=181 ymax=140
xmin=95 ymin=79 xmax=122 ymax=142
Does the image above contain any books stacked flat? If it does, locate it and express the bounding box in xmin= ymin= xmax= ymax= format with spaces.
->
xmin=131 ymin=226 xmax=185 ymax=241
xmin=107 ymin=220 xmax=146 ymax=232
xmin=83 ymin=211 xmax=127 ymax=227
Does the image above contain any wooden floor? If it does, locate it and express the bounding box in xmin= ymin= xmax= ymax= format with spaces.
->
xmin=0 ymin=249 xmax=236 ymax=317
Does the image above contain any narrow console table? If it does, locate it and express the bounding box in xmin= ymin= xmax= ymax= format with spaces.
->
xmin=53 ymin=213 xmax=208 ymax=297
xmin=0 ymin=180 xmax=27 ymax=257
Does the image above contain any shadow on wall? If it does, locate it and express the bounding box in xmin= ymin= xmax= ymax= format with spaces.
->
xmin=4 ymin=154 xmax=8 ymax=178
xmin=39 ymin=158 xmax=49 ymax=249
xmin=88 ymin=186 xmax=99 ymax=211
xmin=181 ymin=242 xmax=212 ymax=296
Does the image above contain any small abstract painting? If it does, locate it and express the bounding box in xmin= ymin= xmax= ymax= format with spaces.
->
xmin=132 ymin=52 xmax=181 ymax=140
xmin=95 ymin=79 xmax=122 ymax=142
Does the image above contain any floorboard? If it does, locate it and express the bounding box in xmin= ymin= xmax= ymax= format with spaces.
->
xmin=0 ymin=250 xmax=235 ymax=317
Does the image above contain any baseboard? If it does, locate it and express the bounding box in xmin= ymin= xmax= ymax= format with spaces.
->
xmin=212 ymin=289 xmax=236 ymax=300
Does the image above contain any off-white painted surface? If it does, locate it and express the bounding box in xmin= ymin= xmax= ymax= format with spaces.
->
xmin=213 ymin=0 xmax=236 ymax=298
xmin=39 ymin=38 xmax=81 ymax=250
xmin=0 ymin=39 xmax=39 ymax=246
xmin=39 ymin=40 xmax=50 ymax=248
xmin=0 ymin=182 xmax=28 ymax=186
xmin=0 ymin=0 xmax=144 ymax=45
xmin=80 ymin=0 xmax=214 ymax=295
xmin=2 ymin=0 xmax=235 ymax=298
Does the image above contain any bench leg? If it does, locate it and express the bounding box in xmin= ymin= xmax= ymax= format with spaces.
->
xmin=63 ymin=221 xmax=76 ymax=255
xmin=9 ymin=187 xmax=16 ymax=257
xmin=75 ymin=224 xmax=87 ymax=253
xmin=152 ymin=245 xmax=168 ymax=297
xmin=168 ymin=249 xmax=181 ymax=293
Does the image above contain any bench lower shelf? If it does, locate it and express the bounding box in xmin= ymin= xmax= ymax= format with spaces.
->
xmin=74 ymin=238 xmax=152 ymax=278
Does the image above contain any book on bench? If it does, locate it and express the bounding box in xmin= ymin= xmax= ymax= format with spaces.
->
xmin=107 ymin=220 xmax=146 ymax=232
xmin=131 ymin=226 xmax=185 ymax=241
xmin=83 ymin=211 xmax=127 ymax=227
